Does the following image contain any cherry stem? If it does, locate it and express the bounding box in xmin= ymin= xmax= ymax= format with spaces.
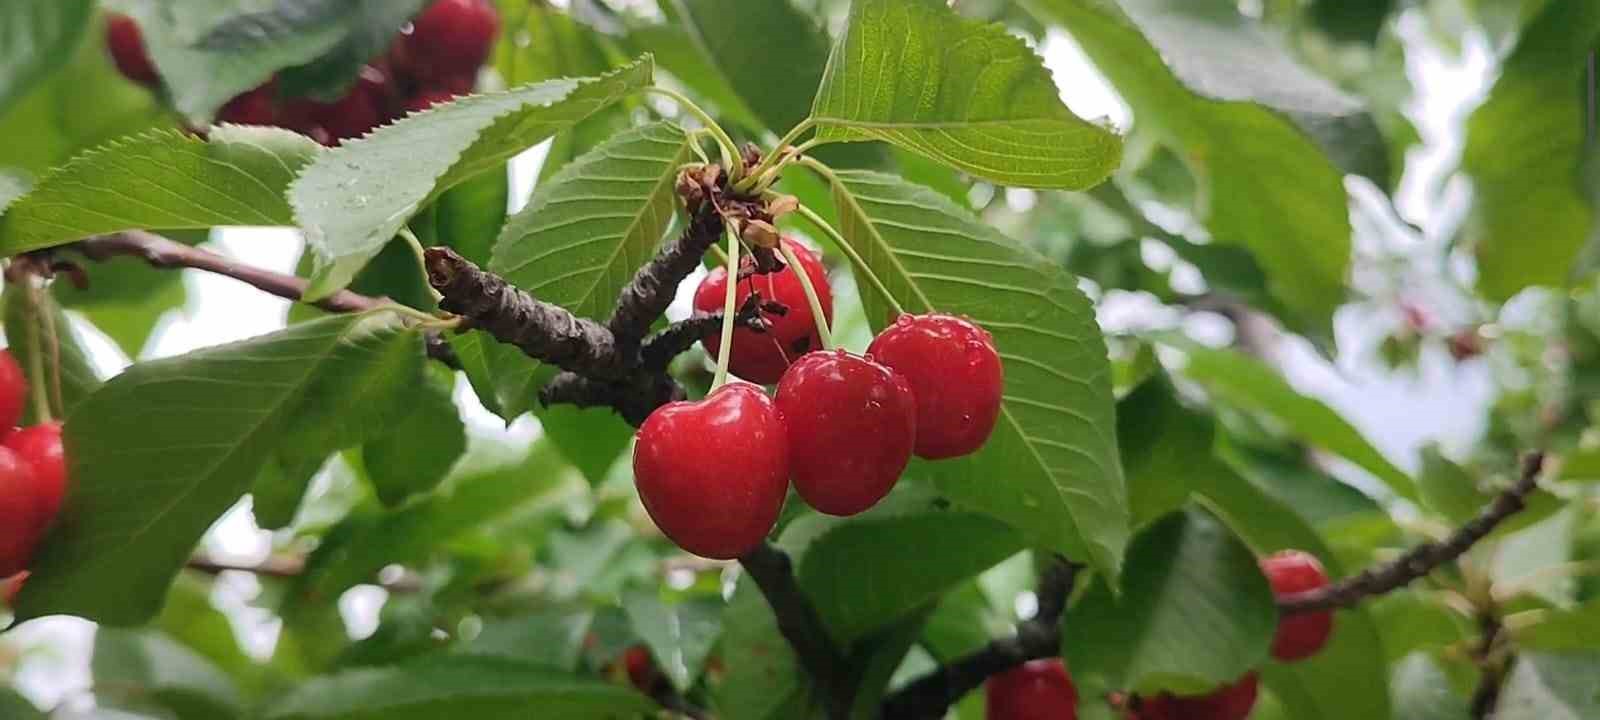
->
xmin=644 ymin=87 xmax=744 ymax=180
xmin=710 ymin=227 xmax=741 ymax=391
xmin=38 ymin=286 xmax=64 ymax=418
xmin=735 ymin=118 xmax=816 ymax=193
xmin=400 ymin=227 xmax=445 ymax=305
xmin=787 ymin=185 xmax=907 ymax=318
xmin=21 ymin=282 xmax=52 ymax=424
xmin=779 ymin=241 xmax=833 ymax=351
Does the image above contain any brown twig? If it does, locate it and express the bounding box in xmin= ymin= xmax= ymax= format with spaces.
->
xmin=1280 ymin=452 xmax=1546 ymax=614
xmin=1469 ymin=612 xmax=1509 ymax=719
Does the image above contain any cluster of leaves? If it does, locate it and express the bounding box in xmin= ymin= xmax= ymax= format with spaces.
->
xmin=0 ymin=0 xmax=1597 ymax=718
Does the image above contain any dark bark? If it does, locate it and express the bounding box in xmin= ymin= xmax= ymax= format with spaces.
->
xmin=607 ymin=209 xmax=724 ymax=352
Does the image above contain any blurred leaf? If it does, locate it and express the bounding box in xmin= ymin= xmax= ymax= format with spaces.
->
xmin=0 ymin=0 xmax=93 ymax=112
xmin=1516 ymin=599 xmax=1600 ymax=651
xmin=811 ymin=0 xmax=1122 ymax=190
xmin=3 ymin=282 xmax=102 ymax=422
xmin=623 ymin=22 xmax=763 ymax=131
xmin=1063 ymin=508 xmax=1275 ymax=696
xmin=713 ymin=580 xmax=815 ymax=720
xmin=262 ymin=656 xmax=653 ymax=720
xmin=363 ymin=364 xmax=466 ymax=506
xmin=0 ymin=126 xmax=322 ymax=255
xmin=1496 ymin=651 xmax=1600 ymax=720
xmin=919 ymin=581 xmax=1002 ymax=662
xmin=0 ymin=689 xmax=44 ymax=720
xmin=539 ymin=403 xmax=632 ymax=487
xmin=94 ymin=628 xmax=245 ymax=720
xmin=622 ymin=590 xmax=722 ymax=692
xmin=1117 ymin=376 xmax=1208 ymax=529
xmin=290 ymin=58 xmax=651 ymax=299
xmin=672 ymin=0 xmax=830 ymax=134
xmin=17 ymin=311 xmax=421 ymax=626
xmin=253 ymin=1 xmax=429 ymax=100
xmin=1419 ymin=445 xmax=1492 ymax=525
xmin=54 ymin=251 xmax=187 ymax=359
xmin=822 ymin=169 xmax=1129 ymax=582
xmin=429 ymin=167 xmax=510 ymax=268
xmin=1460 ymin=0 xmax=1600 ymax=301
xmin=1493 ymin=507 xmax=1579 ymax=606
xmin=1310 ymin=0 xmax=1395 ymax=44
xmin=448 ymin=331 xmax=506 ymax=418
xmin=1390 ymin=652 xmax=1470 ymax=720
xmin=156 ymin=573 xmax=273 ymax=696
xmin=1029 ymin=0 xmax=1359 ymax=336
xmin=463 ymin=608 xmax=595 ymax=671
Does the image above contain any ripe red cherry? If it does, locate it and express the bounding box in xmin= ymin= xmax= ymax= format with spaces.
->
xmin=106 ymin=14 xmax=159 ymax=87
xmin=693 ymin=239 xmax=833 ymax=385
xmin=986 ymin=659 xmax=1078 ymax=720
xmin=6 ymin=422 xmax=66 ymax=536
xmin=633 ymin=383 xmax=789 ymax=559
xmin=216 ymin=83 xmax=279 ymax=126
xmin=321 ymin=66 xmax=393 ymax=141
xmin=0 ymin=447 xmax=42 ymax=578
xmin=0 ymin=350 xmax=26 ymax=434
xmin=398 ymin=0 xmax=500 ymax=83
xmin=621 ymin=645 xmax=661 ymax=693
xmin=1136 ymin=673 xmax=1259 ymax=720
xmin=866 ymin=314 xmax=1003 ymax=459
xmin=774 ymin=351 xmax=914 ymax=516
xmin=1260 ymin=550 xmax=1334 ymax=661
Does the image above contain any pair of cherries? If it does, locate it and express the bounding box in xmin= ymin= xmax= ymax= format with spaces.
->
xmin=633 ymin=240 xmax=1005 ymax=559
xmin=107 ymin=0 xmax=500 ymax=145
xmin=984 ymin=551 xmax=1334 ymax=720
xmin=0 ymin=350 xmax=69 ymax=598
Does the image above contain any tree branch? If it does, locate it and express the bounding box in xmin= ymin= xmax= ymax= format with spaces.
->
xmin=607 ymin=208 xmax=724 ymax=353
xmin=739 ymin=543 xmax=856 ymax=720
xmin=1469 ymin=611 xmax=1509 ymax=720
xmin=1279 ymin=452 xmax=1546 ymax=614
xmin=881 ymin=559 xmax=1081 ymax=720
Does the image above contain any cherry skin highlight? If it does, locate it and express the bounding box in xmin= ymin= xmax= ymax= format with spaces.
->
xmin=774 ymin=351 xmax=914 ymax=516
xmin=693 ymin=238 xmax=833 ymax=385
xmin=399 ymin=0 xmax=500 ymax=83
xmin=985 ymin=658 xmax=1078 ymax=720
xmin=0 ymin=447 xmax=41 ymax=578
xmin=867 ymin=313 xmax=1003 ymax=459
xmin=0 ymin=350 xmax=26 ymax=434
xmin=106 ymin=14 xmax=159 ymax=87
xmin=1136 ymin=673 xmax=1259 ymax=720
xmin=632 ymin=383 xmax=789 ymax=559
xmin=1260 ymin=549 xmax=1334 ymax=661
xmin=6 ymin=422 xmax=66 ymax=537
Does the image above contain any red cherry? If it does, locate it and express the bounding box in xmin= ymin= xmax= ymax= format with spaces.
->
xmin=693 ymin=239 xmax=834 ymax=385
xmin=1260 ymin=550 xmax=1334 ymax=661
xmin=397 ymin=0 xmax=500 ymax=84
xmin=404 ymin=90 xmax=460 ymax=113
xmin=1137 ymin=673 xmax=1259 ymax=720
xmin=621 ymin=645 xmax=659 ymax=692
xmin=633 ymin=384 xmax=789 ymax=559
xmin=322 ymin=66 xmax=393 ymax=141
xmin=986 ymin=659 xmax=1078 ymax=720
xmin=0 ymin=447 xmax=42 ymax=578
xmin=106 ymin=14 xmax=159 ymax=87
xmin=866 ymin=314 xmax=1003 ymax=459
xmin=6 ymin=422 xmax=66 ymax=537
xmin=216 ymin=83 xmax=279 ymax=126
xmin=774 ymin=351 xmax=915 ymax=516
xmin=0 ymin=351 xmax=26 ymax=435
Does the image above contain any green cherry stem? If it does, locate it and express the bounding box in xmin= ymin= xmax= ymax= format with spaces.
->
xmin=399 ymin=227 xmax=445 ymax=304
xmin=735 ymin=119 xmax=816 ymax=193
xmin=778 ymin=241 xmax=833 ymax=351
xmin=21 ymin=283 xmax=52 ymax=423
xmin=645 ymin=87 xmax=745 ymax=180
xmin=710 ymin=227 xmax=742 ymax=391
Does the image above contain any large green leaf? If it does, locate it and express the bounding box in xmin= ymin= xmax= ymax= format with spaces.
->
xmin=0 ymin=0 xmax=93 ymax=112
xmin=1028 ymin=0 xmax=1357 ymax=336
xmin=15 ymin=311 xmax=423 ymax=626
xmin=2 ymin=283 xmax=102 ymax=422
xmin=621 ymin=591 xmax=722 ymax=693
xmin=263 ymin=656 xmax=653 ymax=720
xmin=1517 ymin=600 xmax=1600 ymax=651
xmin=1162 ymin=340 xmax=1416 ymax=500
xmin=237 ymin=1 xmax=430 ymax=100
xmin=672 ymin=0 xmax=830 ymax=134
xmin=1496 ymin=652 xmax=1600 ymax=720
xmin=1063 ymin=508 xmax=1275 ymax=696
xmin=1460 ymin=0 xmax=1600 ymax=301
xmin=0 ymin=126 xmax=322 ymax=255
xmin=1117 ymin=376 xmax=1207 ymax=528
xmin=810 ymin=0 xmax=1121 ymax=190
xmin=462 ymin=607 xmax=594 ymax=671
xmin=93 ymin=628 xmax=244 ymax=720
xmin=289 ymin=58 xmax=652 ymax=299
xmin=820 ymin=168 xmax=1128 ymax=582
xmin=1389 ymin=653 xmax=1470 ymax=720
xmin=361 ymin=364 xmax=466 ymax=507
xmin=624 ymin=23 xmax=764 ymax=132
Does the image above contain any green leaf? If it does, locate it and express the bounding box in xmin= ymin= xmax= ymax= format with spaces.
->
xmin=713 ymin=580 xmax=814 ymax=720
xmin=0 ymin=690 xmax=43 ymax=720
xmin=0 ymin=126 xmax=322 ymax=255
xmin=54 ymin=250 xmax=187 ymax=359
xmin=15 ymin=311 xmax=422 ymax=626
xmin=1390 ymin=652 xmax=1471 ymax=720
xmin=624 ymin=23 xmax=765 ymax=132
xmin=810 ymin=0 xmax=1122 ymax=190
xmin=1497 ymin=652 xmax=1600 ymax=720
xmin=428 ymin=168 xmax=510 ymax=268
xmin=3 ymin=283 xmax=102 ymax=422
xmin=216 ymin=1 xmax=429 ymax=100
xmin=1162 ymin=340 xmax=1417 ymax=500
xmin=621 ymin=590 xmax=722 ymax=692
xmin=1117 ymin=376 xmax=1208 ymax=529
xmin=672 ymin=0 xmax=831 ymax=134
xmin=462 ymin=608 xmax=595 ymax=671
xmin=789 ymin=487 xmax=1023 ymax=645
xmin=93 ymin=628 xmax=245 ymax=720
xmin=360 ymin=365 xmax=465 ymax=507
xmin=539 ymin=404 xmax=632 ymax=487
xmin=820 ymin=168 xmax=1128 ymax=583
xmin=1461 ymin=0 xmax=1600 ymax=301
xmin=1028 ymin=0 xmax=1357 ymax=336
xmin=448 ymin=332 xmax=504 ymax=418
xmin=919 ymin=582 xmax=1005 ymax=662
xmin=1418 ymin=445 xmax=1491 ymax=525
xmin=1516 ymin=600 xmax=1600 ymax=651
xmin=1063 ymin=508 xmax=1275 ymax=695
xmin=0 ymin=0 xmax=93 ymax=112
xmin=289 ymin=58 xmax=652 ymax=299
xmin=263 ymin=656 xmax=653 ymax=720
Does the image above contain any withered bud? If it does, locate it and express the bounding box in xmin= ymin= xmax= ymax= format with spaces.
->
xmin=766 ymin=194 xmax=799 ymax=219
xmin=741 ymin=143 xmax=764 ymax=169
xmin=676 ymin=166 xmax=706 ymax=211
xmin=699 ymin=163 xmax=723 ymax=190
xmin=742 ymin=219 xmax=781 ymax=249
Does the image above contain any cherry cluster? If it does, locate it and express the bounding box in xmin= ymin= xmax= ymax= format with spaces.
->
xmin=0 ymin=351 xmax=70 ymax=607
xmin=105 ymin=0 xmax=500 ymax=145
xmin=632 ymin=238 xmax=1005 ymax=559
xmin=984 ymin=551 xmax=1335 ymax=720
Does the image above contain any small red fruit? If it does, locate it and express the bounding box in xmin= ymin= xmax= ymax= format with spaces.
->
xmin=106 ymin=14 xmax=159 ymax=87
xmin=774 ymin=351 xmax=915 ymax=516
xmin=321 ymin=66 xmax=392 ymax=141
xmin=866 ymin=314 xmax=1003 ymax=459
xmin=693 ymin=239 xmax=834 ymax=385
xmin=986 ymin=659 xmax=1078 ymax=720
xmin=633 ymin=384 xmax=789 ymax=559
xmin=0 ymin=447 xmax=42 ymax=578
xmin=1260 ymin=550 xmax=1334 ymax=661
xmin=398 ymin=0 xmax=500 ymax=83
xmin=6 ymin=422 xmax=66 ymax=537
xmin=216 ymin=83 xmax=279 ymax=126
xmin=621 ymin=645 xmax=660 ymax=693
xmin=0 ymin=350 xmax=26 ymax=434
xmin=1136 ymin=673 xmax=1259 ymax=720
